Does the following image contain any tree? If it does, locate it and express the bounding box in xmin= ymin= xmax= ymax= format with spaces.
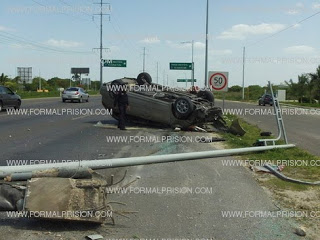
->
xmin=285 ymin=75 xmax=308 ymax=103
xmin=229 ymin=85 xmax=242 ymax=92
xmin=309 ymin=65 xmax=320 ymax=104
xmin=0 ymin=73 xmax=9 ymax=85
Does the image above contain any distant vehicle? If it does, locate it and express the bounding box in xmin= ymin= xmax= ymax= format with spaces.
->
xmin=258 ymin=94 xmax=273 ymax=106
xmin=0 ymin=86 xmax=21 ymax=111
xmin=62 ymin=87 xmax=89 ymax=103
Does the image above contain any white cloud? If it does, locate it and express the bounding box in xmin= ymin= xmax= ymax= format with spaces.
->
xmin=312 ymin=2 xmax=320 ymax=9
xmin=46 ymin=39 xmax=82 ymax=48
xmin=285 ymin=9 xmax=299 ymax=15
xmin=139 ymin=37 xmax=160 ymax=44
xmin=217 ymin=23 xmax=286 ymax=40
xmin=210 ymin=49 xmax=233 ymax=55
xmin=0 ymin=25 xmax=15 ymax=31
xmin=284 ymin=45 xmax=315 ymax=54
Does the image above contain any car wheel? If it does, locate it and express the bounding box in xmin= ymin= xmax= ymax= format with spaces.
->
xmin=137 ymin=72 xmax=152 ymax=85
xmin=14 ymin=100 xmax=21 ymax=110
xmin=62 ymin=99 xmax=66 ymax=102
xmin=173 ymin=97 xmax=194 ymax=119
xmin=0 ymin=101 xmax=3 ymax=112
xmin=79 ymin=97 xmax=83 ymax=103
xmin=197 ymin=90 xmax=214 ymax=103
xmin=86 ymin=97 xmax=89 ymax=102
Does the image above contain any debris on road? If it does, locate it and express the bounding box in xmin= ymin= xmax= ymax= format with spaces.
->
xmin=263 ymin=164 xmax=320 ymax=185
xmin=197 ymin=137 xmax=226 ymax=143
xmin=250 ymin=164 xmax=285 ymax=173
xmin=86 ymin=234 xmax=104 ymax=240
xmin=294 ymin=227 xmax=307 ymax=237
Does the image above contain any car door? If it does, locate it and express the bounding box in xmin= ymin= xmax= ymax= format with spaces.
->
xmin=3 ymin=87 xmax=18 ymax=106
xmin=82 ymin=88 xmax=89 ymax=100
xmin=0 ymin=86 xmax=11 ymax=106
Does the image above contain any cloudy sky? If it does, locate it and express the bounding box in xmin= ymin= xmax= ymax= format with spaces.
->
xmin=0 ymin=0 xmax=320 ymax=88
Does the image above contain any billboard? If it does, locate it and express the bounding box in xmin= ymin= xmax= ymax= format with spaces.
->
xmin=17 ymin=67 xmax=32 ymax=84
xmin=71 ymin=68 xmax=89 ymax=74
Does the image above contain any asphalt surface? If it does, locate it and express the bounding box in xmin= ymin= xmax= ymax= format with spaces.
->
xmin=216 ymin=99 xmax=320 ymax=156
xmin=0 ymin=97 xmax=306 ymax=240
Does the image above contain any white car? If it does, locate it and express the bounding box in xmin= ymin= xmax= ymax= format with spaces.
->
xmin=62 ymin=87 xmax=89 ymax=103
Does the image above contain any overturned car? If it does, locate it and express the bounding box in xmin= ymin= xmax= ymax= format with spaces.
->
xmin=100 ymin=72 xmax=243 ymax=134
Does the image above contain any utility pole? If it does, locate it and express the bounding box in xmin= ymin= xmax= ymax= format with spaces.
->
xmin=142 ymin=47 xmax=146 ymax=72
xmin=156 ymin=62 xmax=159 ymax=84
xmin=163 ymin=70 xmax=165 ymax=86
xmin=204 ymin=0 xmax=209 ymax=87
xmin=39 ymin=70 xmax=41 ymax=90
xmin=242 ymin=46 xmax=246 ymax=100
xmin=93 ymin=1 xmax=110 ymax=86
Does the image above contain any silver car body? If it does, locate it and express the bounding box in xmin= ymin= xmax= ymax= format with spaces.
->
xmin=62 ymin=87 xmax=89 ymax=103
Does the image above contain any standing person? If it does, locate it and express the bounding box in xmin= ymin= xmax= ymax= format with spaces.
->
xmin=114 ymin=88 xmax=129 ymax=130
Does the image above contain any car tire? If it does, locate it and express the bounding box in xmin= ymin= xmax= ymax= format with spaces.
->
xmin=86 ymin=97 xmax=89 ymax=102
xmin=0 ymin=101 xmax=3 ymax=112
xmin=79 ymin=97 xmax=83 ymax=103
xmin=62 ymin=99 xmax=66 ymax=102
xmin=197 ymin=90 xmax=214 ymax=103
xmin=137 ymin=72 xmax=152 ymax=85
xmin=173 ymin=97 xmax=194 ymax=119
xmin=14 ymin=100 xmax=21 ymax=110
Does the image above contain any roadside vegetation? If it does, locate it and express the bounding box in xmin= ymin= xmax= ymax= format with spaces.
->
xmin=222 ymin=114 xmax=320 ymax=190
xmin=0 ymin=73 xmax=101 ymax=99
xmin=215 ymin=65 xmax=320 ymax=106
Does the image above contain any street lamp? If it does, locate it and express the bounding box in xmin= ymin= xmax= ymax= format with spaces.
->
xmin=204 ymin=0 xmax=209 ymax=87
xmin=181 ymin=40 xmax=195 ymax=87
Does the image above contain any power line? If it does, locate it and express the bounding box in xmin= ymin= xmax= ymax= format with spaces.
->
xmin=0 ymin=31 xmax=93 ymax=54
xmin=247 ymin=10 xmax=320 ymax=48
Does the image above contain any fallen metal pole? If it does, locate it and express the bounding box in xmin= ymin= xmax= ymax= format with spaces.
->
xmin=0 ymin=144 xmax=295 ymax=178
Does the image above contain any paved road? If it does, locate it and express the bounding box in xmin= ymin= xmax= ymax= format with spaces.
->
xmin=0 ymin=97 xmax=304 ymax=240
xmin=216 ymin=99 xmax=320 ymax=156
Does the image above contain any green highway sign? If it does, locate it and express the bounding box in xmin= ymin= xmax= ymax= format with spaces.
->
xmin=170 ymin=62 xmax=192 ymax=70
xmin=103 ymin=59 xmax=127 ymax=67
xmin=177 ymin=79 xmax=197 ymax=82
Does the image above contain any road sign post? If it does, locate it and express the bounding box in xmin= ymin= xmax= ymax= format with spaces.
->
xmin=103 ymin=59 xmax=127 ymax=67
xmin=208 ymin=71 xmax=229 ymax=112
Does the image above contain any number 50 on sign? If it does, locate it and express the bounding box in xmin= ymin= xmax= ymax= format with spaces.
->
xmin=208 ymin=71 xmax=229 ymax=92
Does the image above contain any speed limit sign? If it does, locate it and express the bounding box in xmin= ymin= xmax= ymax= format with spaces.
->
xmin=209 ymin=71 xmax=229 ymax=92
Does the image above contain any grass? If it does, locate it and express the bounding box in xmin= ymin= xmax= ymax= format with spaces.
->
xmin=221 ymin=114 xmax=320 ymax=190
xmin=17 ymin=90 xmax=100 ymax=99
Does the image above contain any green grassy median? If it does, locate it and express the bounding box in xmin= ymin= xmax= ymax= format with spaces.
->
xmin=222 ymin=114 xmax=320 ymax=191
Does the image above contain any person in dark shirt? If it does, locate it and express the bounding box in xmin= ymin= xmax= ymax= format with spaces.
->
xmin=114 ymin=89 xmax=129 ymax=130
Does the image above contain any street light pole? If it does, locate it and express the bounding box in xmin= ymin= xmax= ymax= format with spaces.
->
xmin=242 ymin=46 xmax=246 ymax=100
xmin=181 ymin=40 xmax=195 ymax=87
xmin=204 ymin=0 xmax=209 ymax=87
xmin=191 ymin=40 xmax=194 ymax=87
